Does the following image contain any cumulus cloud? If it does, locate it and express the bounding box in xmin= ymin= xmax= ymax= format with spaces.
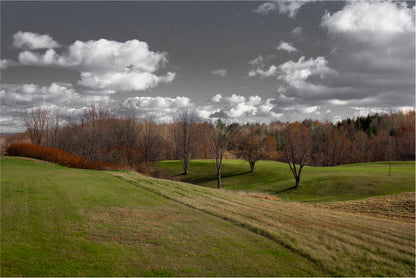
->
xmin=117 ymin=96 xmax=192 ymax=122
xmin=276 ymin=41 xmax=298 ymax=53
xmin=212 ymin=69 xmax=227 ymax=77
xmin=253 ymin=1 xmax=279 ymax=15
xmin=248 ymin=65 xmax=278 ymax=78
xmin=0 ymin=82 xmax=114 ymax=132
xmin=320 ymin=0 xmax=415 ymax=112
xmin=254 ymin=0 xmax=313 ymax=18
xmin=200 ymin=93 xmax=282 ymax=122
xmin=0 ymin=83 xmax=110 ymax=108
xmin=78 ymin=71 xmax=175 ymax=91
xmin=0 ymin=59 xmax=17 ymax=70
xmin=291 ymin=27 xmax=302 ymax=36
xmin=17 ymin=38 xmax=175 ymax=92
xmin=13 ymin=31 xmax=60 ymax=50
xmin=249 ymin=55 xmax=337 ymax=95
xmin=278 ymin=56 xmax=335 ymax=90
xmin=248 ymin=55 xmax=279 ymax=78
xmin=212 ymin=94 xmax=222 ymax=103
xmin=322 ymin=1 xmax=414 ymax=39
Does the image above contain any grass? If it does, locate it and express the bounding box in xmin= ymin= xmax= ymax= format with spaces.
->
xmin=1 ymin=156 xmax=415 ymax=276
xmin=315 ymin=192 xmax=415 ymax=222
xmin=155 ymin=159 xmax=415 ymax=202
xmin=1 ymin=157 xmax=322 ymax=276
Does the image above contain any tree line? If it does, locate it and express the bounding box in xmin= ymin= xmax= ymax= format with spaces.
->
xmin=4 ymin=106 xmax=415 ymax=188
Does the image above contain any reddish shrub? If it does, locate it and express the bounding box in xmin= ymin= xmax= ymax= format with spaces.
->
xmin=6 ymin=143 xmax=116 ymax=170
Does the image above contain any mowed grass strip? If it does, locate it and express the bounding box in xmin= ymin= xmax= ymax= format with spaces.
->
xmin=112 ymin=170 xmax=415 ymax=277
xmin=1 ymin=157 xmax=323 ymax=277
xmin=155 ymin=159 xmax=415 ymax=202
xmin=315 ymin=192 xmax=415 ymax=222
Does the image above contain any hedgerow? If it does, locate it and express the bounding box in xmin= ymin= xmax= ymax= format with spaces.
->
xmin=6 ymin=142 xmax=115 ymax=170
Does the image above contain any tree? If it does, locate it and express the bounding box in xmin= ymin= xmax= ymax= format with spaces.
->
xmin=139 ymin=117 xmax=162 ymax=164
xmin=173 ymin=108 xmax=199 ymax=175
xmin=22 ymin=106 xmax=50 ymax=145
xmin=210 ymin=119 xmax=239 ymax=189
xmin=282 ymin=122 xmax=313 ymax=188
xmin=236 ymin=125 xmax=267 ymax=172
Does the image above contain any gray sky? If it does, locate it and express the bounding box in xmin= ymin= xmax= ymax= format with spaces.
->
xmin=1 ymin=0 xmax=415 ymax=132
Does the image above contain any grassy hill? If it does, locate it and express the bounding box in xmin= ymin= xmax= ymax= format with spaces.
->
xmin=155 ymin=159 xmax=415 ymax=202
xmin=1 ymin=157 xmax=415 ymax=276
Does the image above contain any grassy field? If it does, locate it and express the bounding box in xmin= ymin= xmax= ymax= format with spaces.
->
xmin=155 ymin=159 xmax=415 ymax=202
xmin=1 ymin=157 xmax=415 ymax=276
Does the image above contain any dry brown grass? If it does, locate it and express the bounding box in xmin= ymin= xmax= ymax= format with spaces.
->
xmin=110 ymin=171 xmax=415 ymax=276
xmin=235 ymin=191 xmax=281 ymax=201
xmin=315 ymin=192 xmax=415 ymax=222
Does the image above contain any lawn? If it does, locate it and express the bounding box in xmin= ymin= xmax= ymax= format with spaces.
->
xmin=1 ymin=156 xmax=414 ymax=276
xmin=0 ymin=157 xmax=323 ymax=276
xmin=155 ymin=159 xmax=415 ymax=202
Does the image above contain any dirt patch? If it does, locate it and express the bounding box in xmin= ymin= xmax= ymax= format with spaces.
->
xmin=315 ymin=192 xmax=415 ymax=223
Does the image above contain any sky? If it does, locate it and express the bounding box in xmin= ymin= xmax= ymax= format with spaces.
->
xmin=1 ymin=0 xmax=415 ymax=132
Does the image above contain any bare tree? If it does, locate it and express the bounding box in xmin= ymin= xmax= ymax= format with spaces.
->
xmin=22 ymin=107 xmax=50 ymax=145
xmin=46 ymin=111 xmax=61 ymax=148
xmin=210 ymin=119 xmax=239 ymax=189
xmin=282 ymin=122 xmax=313 ymax=188
xmin=174 ymin=108 xmax=199 ymax=175
xmin=236 ymin=125 xmax=267 ymax=172
xmin=139 ymin=116 xmax=162 ymax=164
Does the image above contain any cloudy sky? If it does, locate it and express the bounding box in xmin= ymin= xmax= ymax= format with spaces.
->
xmin=1 ymin=0 xmax=415 ymax=132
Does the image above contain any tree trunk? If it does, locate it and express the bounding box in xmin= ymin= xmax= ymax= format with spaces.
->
xmin=389 ymin=160 xmax=391 ymax=176
xmin=183 ymin=159 xmax=188 ymax=175
xmin=295 ymin=176 xmax=300 ymax=188
xmin=249 ymin=160 xmax=255 ymax=172
xmin=217 ymin=168 xmax=222 ymax=189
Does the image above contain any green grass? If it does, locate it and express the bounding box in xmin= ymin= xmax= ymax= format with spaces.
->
xmin=1 ymin=157 xmax=415 ymax=276
xmin=1 ymin=157 xmax=322 ymax=276
xmin=155 ymin=159 xmax=415 ymax=202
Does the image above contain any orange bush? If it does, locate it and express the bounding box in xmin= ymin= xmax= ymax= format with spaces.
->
xmin=6 ymin=143 xmax=115 ymax=170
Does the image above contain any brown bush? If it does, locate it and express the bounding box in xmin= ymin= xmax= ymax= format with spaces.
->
xmin=6 ymin=142 xmax=117 ymax=170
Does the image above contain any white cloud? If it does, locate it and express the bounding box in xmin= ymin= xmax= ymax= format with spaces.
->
xmin=328 ymin=99 xmax=348 ymax=106
xmin=212 ymin=69 xmax=227 ymax=77
xmin=320 ymin=0 xmax=415 ymax=111
xmin=19 ymin=38 xmax=167 ymax=73
xmin=0 ymin=83 xmax=111 ymax=109
xmin=248 ymin=55 xmax=279 ymax=78
xmin=291 ymin=27 xmax=302 ymax=36
xmin=248 ymin=65 xmax=278 ymax=78
xmin=276 ymin=0 xmax=312 ymax=18
xmin=302 ymin=105 xmax=319 ymax=114
xmin=200 ymin=93 xmax=282 ymax=122
xmin=278 ymin=56 xmax=335 ymax=90
xmin=249 ymin=55 xmax=265 ymax=67
xmin=17 ymin=38 xmax=175 ymax=92
xmin=0 ymin=59 xmax=17 ymax=70
xmin=118 ymin=96 xmax=192 ymax=122
xmin=212 ymin=94 xmax=222 ymax=103
xmin=254 ymin=1 xmax=314 ymax=18
xmin=253 ymin=1 xmax=279 ymax=15
xmin=13 ymin=31 xmax=60 ymax=50
xmin=277 ymin=41 xmax=298 ymax=53
xmin=322 ymin=1 xmax=415 ymax=39
xmin=78 ymin=71 xmax=175 ymax=91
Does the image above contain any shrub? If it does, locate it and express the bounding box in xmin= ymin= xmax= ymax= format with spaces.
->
xmin=6 ymin=143 xmax=116 ymax=170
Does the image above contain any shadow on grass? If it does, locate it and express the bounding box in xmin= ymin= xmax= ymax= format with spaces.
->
xmin=274 ymin=186 xmax=298 ymax=194
xmin=182 ymin=171 xmax=253 ymax=185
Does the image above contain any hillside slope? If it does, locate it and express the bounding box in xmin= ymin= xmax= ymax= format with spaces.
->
xmin=155 ymin=159 xmax=415 ymax=202
xmin=0 ymin=157 xmax=324 ymax=276
xmin=2 ymin=157 xmax=415 ymax=276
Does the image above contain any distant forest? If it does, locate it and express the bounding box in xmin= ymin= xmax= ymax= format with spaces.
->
xmin=2 ymin=106 xmax=415 ymax=170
